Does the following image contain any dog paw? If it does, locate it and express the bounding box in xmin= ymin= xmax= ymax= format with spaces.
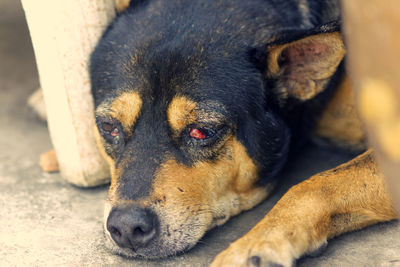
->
xmin=211 ymin=233 xmax=296 ymax=267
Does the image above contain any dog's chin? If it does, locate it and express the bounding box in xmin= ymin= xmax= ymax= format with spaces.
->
xmin=103 ymin=229 xmax=197 ymax=259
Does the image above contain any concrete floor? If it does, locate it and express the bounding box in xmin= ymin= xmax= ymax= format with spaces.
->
xmin=1 ymin=0 xmax=399 ymax=266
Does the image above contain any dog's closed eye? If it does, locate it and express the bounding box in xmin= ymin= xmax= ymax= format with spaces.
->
xmin=101 ymin=122 xmax=120 ymax=136
xmin=96 ymin=117 xmax=124 ymax=146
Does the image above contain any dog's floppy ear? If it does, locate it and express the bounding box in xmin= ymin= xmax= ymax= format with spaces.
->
xmin=264 ymin=22 xmax=345 ymax=102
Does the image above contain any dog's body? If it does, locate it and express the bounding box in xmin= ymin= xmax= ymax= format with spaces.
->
xmin=90 ymin=0 xmax=396 ymax=266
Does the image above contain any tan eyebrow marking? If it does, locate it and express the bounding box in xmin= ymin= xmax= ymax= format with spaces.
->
xmin=109 ymin=91 xmax=143 ymax=133
xmin=167 ymin=96 xmax=198 ymax=133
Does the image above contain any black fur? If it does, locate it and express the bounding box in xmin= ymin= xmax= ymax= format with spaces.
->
xmin=90 ymin=0 xmax=341 ymax=205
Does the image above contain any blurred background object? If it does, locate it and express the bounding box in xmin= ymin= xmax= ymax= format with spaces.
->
xmin=342 ymin=0 xmax=400 ymax=212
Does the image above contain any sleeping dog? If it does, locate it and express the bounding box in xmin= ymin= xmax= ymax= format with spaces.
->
xmin=90 ymin=0 xmax=396 ymax=266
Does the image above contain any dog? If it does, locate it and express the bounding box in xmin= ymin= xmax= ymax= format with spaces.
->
xmin=89 ymin=0 xmax=397 ymax=266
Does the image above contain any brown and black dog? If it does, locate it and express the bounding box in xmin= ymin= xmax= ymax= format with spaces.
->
xmin=90 ymin=0 xmax=397 ymax=266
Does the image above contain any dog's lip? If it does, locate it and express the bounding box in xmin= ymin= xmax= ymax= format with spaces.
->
xmin=103 ymin=218 xmax=201 ymax=259
xmin=103 ymin=229 xmax=193 ymax=259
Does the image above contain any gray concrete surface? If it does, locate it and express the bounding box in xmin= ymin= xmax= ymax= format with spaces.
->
xmin=0 ymin=0 xmax=399 ymax=266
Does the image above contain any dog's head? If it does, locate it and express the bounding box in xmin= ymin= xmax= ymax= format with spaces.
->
xmin=90 ymin=5 xmax=345 ymax=258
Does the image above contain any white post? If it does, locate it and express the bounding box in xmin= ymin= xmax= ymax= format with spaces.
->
xmin=21 ymin=0 xmax=116 ymax=186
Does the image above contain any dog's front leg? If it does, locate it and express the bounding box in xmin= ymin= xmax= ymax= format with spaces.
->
xmin=211 ymin=150 xmax=396 ymax=267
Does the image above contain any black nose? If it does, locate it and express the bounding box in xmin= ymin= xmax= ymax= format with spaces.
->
xmin=106 ymin=206 xmax=158 ymax=250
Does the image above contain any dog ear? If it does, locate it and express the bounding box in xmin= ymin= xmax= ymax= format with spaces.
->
xmin=265 ymin=22 xmax=345 ymax=102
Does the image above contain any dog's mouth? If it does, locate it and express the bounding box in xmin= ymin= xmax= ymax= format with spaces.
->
xmin=103 ymin=231 xmax=196 ymax=259
xmin=102 ymin=180 xmax=272 ymax=259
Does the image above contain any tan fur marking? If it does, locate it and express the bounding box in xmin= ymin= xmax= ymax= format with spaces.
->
xmin=115 ymin=0 xmax=130 ymax=12
xmin=151 ymin=137 xmax=270 ymax=228
xmin=109 ymin=91 xmax=142 ymax=134
xmin=315 ymin=77 xmax=366 ymax=150
xmin=268 ymin=32 xmax=346 ymax=101
xmin=167 ymin=96 xmax=197 ymax=133
xmin=212 ymin=150 xmax=396 ymax=266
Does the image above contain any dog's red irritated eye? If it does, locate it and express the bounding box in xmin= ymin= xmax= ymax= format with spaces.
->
xmin=190 ymin=128 xmax=206 ymax=139
xmin=110 ymin=128 xmax=120 ymax=137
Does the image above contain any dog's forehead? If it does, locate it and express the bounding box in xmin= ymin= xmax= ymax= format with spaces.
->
xmin=116 ymin=48 xmax=232 ymax=110
xmin=93 ymin=29 xmax=262 ymax=129
xmin=92 ymin=18 xmax=266 ymax=115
